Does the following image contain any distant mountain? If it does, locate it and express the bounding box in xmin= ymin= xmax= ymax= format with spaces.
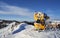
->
xmin=0 ymin=19 xmax=34 ymax=29
xmin=0 ymin=19 xmax=21 ymax=29
xmin=22 ymin=21 xmax=34 ymax=25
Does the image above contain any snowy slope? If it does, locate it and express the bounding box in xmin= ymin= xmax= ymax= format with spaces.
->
xmin=13 ymin=24 xmax=60 ymax=38
xmin=0 ymin=22 xmax=15 ymax=38
xmin=0 ymin=23 xmax=60 ymax=38
xmin=0 ymin=22 xmax=21 ymax=38
xmin=14 ymin=29 xmax=60 ymax=38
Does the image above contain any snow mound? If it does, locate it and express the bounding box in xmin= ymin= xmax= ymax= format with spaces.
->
xmin=13 ymin=23 xmax=60 ymax=38
xmin=1 ymin=23 xmax=60 ymax=38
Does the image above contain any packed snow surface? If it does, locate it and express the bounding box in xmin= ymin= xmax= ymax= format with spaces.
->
xmin=0 ymin=23 xmax=60 ymax=38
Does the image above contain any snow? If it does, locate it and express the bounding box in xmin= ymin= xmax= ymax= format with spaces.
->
xmin=13 ymin=26 xmax=60 ymax=38
xmin=0 ymin=23 xmax=60 ymax=38
xmin=12 ymin=23 xmax=27 ymax=34
xmin=0 ymin=22 xmax=19 ymax=38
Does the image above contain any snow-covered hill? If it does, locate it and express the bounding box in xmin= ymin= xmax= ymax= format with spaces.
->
xmin=12 ymin=23 xmax=60 ymax=38
xmin=0 ymin=23 xmax=60 ymax=38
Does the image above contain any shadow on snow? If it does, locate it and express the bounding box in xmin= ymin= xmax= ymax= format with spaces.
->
xmin=12 ymin=24 xmax=27 ymax=34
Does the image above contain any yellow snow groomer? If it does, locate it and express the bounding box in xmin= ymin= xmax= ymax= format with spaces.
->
xmin=34 ymin=12 xmax=49 ymax=30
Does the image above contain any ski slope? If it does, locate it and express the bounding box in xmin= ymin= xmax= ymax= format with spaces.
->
xmin=0 ymin=23 xmax=60 ymax=38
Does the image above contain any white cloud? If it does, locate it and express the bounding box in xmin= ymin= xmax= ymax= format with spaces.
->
xmin=1 ymin=2 xmax=60 ymax=21
xmin=0 ymin=2 xmax=33 ymax=18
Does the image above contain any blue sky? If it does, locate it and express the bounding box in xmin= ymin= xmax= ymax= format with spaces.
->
xmin=0 ymin=0 xmax=60 ymax=21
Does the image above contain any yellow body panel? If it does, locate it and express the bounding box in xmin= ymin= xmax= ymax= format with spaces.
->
xmin=34 ymin=23 xmax=45 ymax=30
xmin=34 ymin=13 xmax=45 ymax=30
xmin=34 ymin=13 xmax=44 ymax=21
xmin=34 ymin=13 xmax=38 ymax=21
